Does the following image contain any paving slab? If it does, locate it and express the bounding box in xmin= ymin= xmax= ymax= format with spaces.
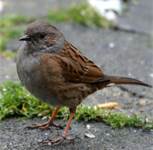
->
xmin=118 ymin=0 xmax=153 ymax=35
xmin=0 ymin=118 xmax=153 ymax=150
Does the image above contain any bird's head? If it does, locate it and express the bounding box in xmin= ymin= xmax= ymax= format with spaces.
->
xmin=19 ymin=20 xmax=65 ymax=53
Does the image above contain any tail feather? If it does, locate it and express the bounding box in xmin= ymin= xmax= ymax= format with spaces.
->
xmin=93 ymin=75 xmax=152 ymax=88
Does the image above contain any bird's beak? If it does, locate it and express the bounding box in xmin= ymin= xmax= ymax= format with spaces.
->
xmin=19 ymin=35 xmax=31 ymax=41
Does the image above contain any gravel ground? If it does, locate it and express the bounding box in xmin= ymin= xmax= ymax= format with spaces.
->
xmin=0 ymin=0 xmax=153 ymax=149
xmin=118 ymin=0 xmax=153 ymax=34
xmin=0 ymin=118 xmax=153 ymax=150
xmin=0 ymin=24 xmax=153 ymax=150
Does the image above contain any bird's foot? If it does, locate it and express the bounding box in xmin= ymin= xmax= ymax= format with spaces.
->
xmin=27 ymin=122 xmax=64 ymax=130
xmin=40 ymin=135 xmax=75 ymax=145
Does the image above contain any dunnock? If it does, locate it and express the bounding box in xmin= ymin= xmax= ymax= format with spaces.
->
xmin=16 ymin=21 xmax=152 ymax=145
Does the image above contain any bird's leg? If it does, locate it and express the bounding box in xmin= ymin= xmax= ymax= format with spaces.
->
xmin=63 ymin=111 xmax=75 ymax=138
xmin=28 ymin=106 xmax=62 ymax=129
xmin=41 ymin=109 xmax=75 ymax=145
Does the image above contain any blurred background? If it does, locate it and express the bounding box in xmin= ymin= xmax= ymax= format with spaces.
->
xmin=0 ymin=1 xmax=153 ymax=149
xmin=0 ymin=0 xmax=153 ymax=116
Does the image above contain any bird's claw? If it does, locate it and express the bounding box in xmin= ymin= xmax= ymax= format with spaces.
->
xmin=41 ymin=136 xmax=65 ymax=145
xmin=26 ymin=122 xmax=64 ymax=130
xmin=40 ymin=135 xmax=75 ymax=145
xmin=52 ymin=123 xmax=64 ymax=129
xmin=26 ymin=122 xmax=50 ymax=130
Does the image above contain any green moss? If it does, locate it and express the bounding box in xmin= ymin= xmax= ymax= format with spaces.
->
xmin=48 ymin=3 xmax=113 ymax=28
xmin=0 ymin=14 xmax=32 ymax=27
xmin=0 ymin=81 xmax=153 ymax=130
xmin=0 ymin=81 xmax=51 ymax=119
xmin=102 ymin=112 xmax=143 ymax=128
xmin=0 ymin=38 xmax=7 ymax=51
xmin=0 ymin=51 xmax=16 ymax=58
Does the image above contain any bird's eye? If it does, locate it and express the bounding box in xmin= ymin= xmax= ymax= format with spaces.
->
xmin=39 ymin=34 xmax=45 ymax=39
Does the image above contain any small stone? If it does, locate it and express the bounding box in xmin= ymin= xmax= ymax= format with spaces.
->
xmin=133 ymin=130 xmax=137 ymax=133
xmin=9 ymin=142 xmax=13 ymax=146
xmin=86 ymin=124 xmax=91 ymax=130
xmin=42 ymin=116 xmax=48 ymax=120
xmin=85 ymin=132 xmax=95 ymax=138
xmin=106 ymin=133 xmax=110 ymax=136
xmin=38 ymin=113 xmax=42 ymax=117
xmin=37 ymin=139 xmax=42 ymax=142
xmin=3 ymin=145 xmax=8 ymax=149
xmin=128 ymin=73 xmax=132 ymax=77
xmin=149 ymin=73 xmax=153 ymax=78
xmin=44 ymin=132 xmax=48 ymax=136
xmin=109 ymin=42 xmax=115 ymax=48
xmin=139 ymin=99 xmax=147 ymax=106
xmin=48 ymin=142 xmax=52 ymax=146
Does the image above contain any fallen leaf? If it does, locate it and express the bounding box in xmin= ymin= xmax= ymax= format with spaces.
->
xmin=96 ymin=102 xmax=120 ymax=109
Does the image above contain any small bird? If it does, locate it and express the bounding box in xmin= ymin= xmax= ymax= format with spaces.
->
xmin=16 ymin=21 xmax=152 ymax=145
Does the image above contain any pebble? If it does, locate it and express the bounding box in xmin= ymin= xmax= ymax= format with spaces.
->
xmin=109 ymin=42 xmax=115 ymax=49
xmin=149 ymin=73 xmax=153 ymax=78
xmin=139 ymin=99 xmax=147 ymax=106
xmin=86 ymin=124 xmax=91 ymax=130
xmin=85 ymin=132 xmax=95 ymax=138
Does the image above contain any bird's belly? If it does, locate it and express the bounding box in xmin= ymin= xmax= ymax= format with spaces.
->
xmin=21 ymin=70 xmax=59 ymax=105
xmin=17 ymin=55 xmax=59 ymax=106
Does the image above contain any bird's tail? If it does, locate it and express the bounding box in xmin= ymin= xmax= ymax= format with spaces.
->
xmin=93 ymin=75 xmax=152 ymax=88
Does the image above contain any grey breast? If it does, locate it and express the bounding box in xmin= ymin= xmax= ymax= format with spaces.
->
xmin=16 ymin=43 xmax=61 ymax=106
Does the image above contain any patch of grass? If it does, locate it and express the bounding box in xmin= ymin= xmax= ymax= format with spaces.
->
xmin=0 ymin=51 xmax=16 ymax=58
xmin=0 ymin=81 xmax=51 ymax=119
xmin=0 ymin=27 xmax=23 ymax=51
xmin=0 ymin=15 xmax=32 ymax=27
xmin=75 ymin=106 xmax=151 ymax=129
xmin=48 ymin=3 xmax=113 ymax=28
xmin=0 ymin=38 xmax=7 ymax=51
xmin=0 ymin=81 xmax=153 ymax=130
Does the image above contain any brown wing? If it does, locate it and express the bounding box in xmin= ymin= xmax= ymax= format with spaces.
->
xmin=40 ymin=41 xmax=104 ymax=84
xmin=56 ymin=41 xmax=104 ymax=83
